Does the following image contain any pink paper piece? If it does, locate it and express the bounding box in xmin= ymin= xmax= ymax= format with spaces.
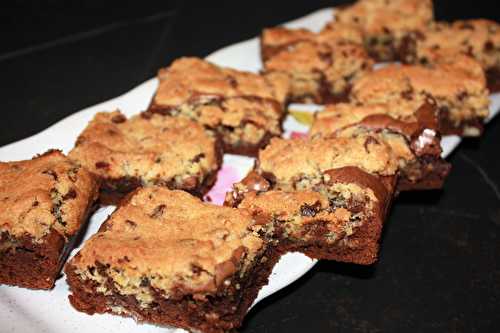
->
xmin=290 ymin=131 xmax=307 ymax=139
xmin=204 ymin=165 xmax=242 ymax=205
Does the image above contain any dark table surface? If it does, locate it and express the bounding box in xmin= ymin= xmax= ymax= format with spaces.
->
xmin=1 ymin=1 xmax=499 ymax=332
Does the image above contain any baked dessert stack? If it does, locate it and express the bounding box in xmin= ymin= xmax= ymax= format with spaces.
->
xmin=1 ymin=1 xmax=499 ymax=332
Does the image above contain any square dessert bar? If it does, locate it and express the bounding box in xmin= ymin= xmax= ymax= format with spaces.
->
xmin=334 ymin=0 xmax=434 ymax=61
xmin=0 ymin=150 xmax=98 ymax=289
xmin=262 ymin=23 xmax=373 ymax=104
xmin=310 ymin=99 xmax=451 ymax=191
xmin=69 ymin=110 xmax=222 ymax=204
xmin=400 ymin=19 xmax=500 ymax=92
xmin=65 ymin=188 xmax=277 ymax=333
xmin=226 ymin=136 xmax=397 ymax=265
xmin=350 ymin=56 xmax=490 ymax=136
xmin=261 ymin=22 xmax=364 ymax=61
xmin=146 ymin=57 xmax=289 ymax=156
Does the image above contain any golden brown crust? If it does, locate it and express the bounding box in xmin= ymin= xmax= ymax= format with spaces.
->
xmin=350 ymin=59 xmax=490 ymax=135
xmin=261 ymin=23 xmax=363 ymax=61
xmin=309 ymin=101 xmax=450 ymax=190
xmin=153 ymin=57 xmax=287 ymax=106
xmin=335 ymin=0 xmax=434 ymax=61
xmin=227 ymin=166 xmax=394 ymax=265
xmin=148 ymin=57 xmax=287 ymax=155
xmin=256 ymin=136 xmax=399 ymax=192
xmin=68 ymin=188 xmax=265 ymax=296
xmin=262 ymin=29 xmax=373 ymax=104
xmin=69 ymin=110 xmax=221 ymax=197
xmin=403 ymin=19 xmax=500 ymax=89
xmin=0 ymin=150 xmax=98 ymax=241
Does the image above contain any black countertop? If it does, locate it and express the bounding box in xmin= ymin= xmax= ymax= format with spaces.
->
xmin=1 ymin=1 xmax=499 ymax=332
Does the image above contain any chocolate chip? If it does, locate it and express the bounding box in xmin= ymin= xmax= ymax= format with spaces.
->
xmin=140 ymin=277 xmax=150 ymax=287
xmin=63 ymin=188 xmax=77 ymax=200
xmin=191 ymin=153 xmax=206 ymax=163
xmin=32 ymin=200 xmax=39 ymax=207
xmin=149 ymin=204 xmax=166 ymax=218
xmin=484 ymin=40 xmax=494 ymax=52
xmin=68 ymin=166 xmax=79 ymax=182
xmin=318 ymin=51 xmax=332 ymax=66
xmin=401 ymin=88 xmax=414 ymax=100
xmin=111 ymin=114 xmax=127 ymax=124
xmin=300 ymin=201 xmax=321 ymax=217
xmin=457 ymin=91 xmax=468 ymax=101
xmin=364 ymin=136 xmax=380 ymax=153
xmin=75 ymin=136 xmax=86 ymax=146
xmin=227 ymin=76 xmax=238 ymax=88
xmin=459 ymin=23 xmax=474 ymax=30
xmin=420 ymin=57 xmax=429 ymax=65
xmin=125 ymin=219 xmax=137 ymax=228
xmin=95 ymin=161 xmax=110 ymax=169
xmin=42 ymin=169 xmax=58 ymax=181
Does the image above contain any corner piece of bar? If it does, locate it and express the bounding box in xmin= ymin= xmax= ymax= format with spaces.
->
xmin=310 ymin=99 xmax=451 ymax=191
xmin=0 ymin=150 xmax=98 ymax=289
xmin=65 ymin=187 xmax=278 ymax=333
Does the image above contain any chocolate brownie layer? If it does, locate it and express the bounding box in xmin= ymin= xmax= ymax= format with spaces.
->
xmin=0 ymin=150 xmax=98 ymax=289
xmin=310 ymin=100 xmax=451 ymax=190
xmin=227 ymin=168 xmax=393 ymax=265
xmin=401 ymin=19 xmax=500 ymax=92
xmin=146 ymin=57 xmax=289 ymax=156
xmin=262 ymin=24 xmax=373 ymax=104
xmin=350 ymin=57 xmax=490 ymax=136
xmin=65 ymin=188 xmax=277 ymax=333
xmin=335 ymin=0 xmax=434 ymax=61
xmin=69 ymin=110 xmax=222 ymax=204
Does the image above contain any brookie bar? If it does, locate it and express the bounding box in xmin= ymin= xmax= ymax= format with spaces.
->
xmin=65 ymin=188 xmax=277 ymax=333
xmin=334 ymin=0 xmax=434 ymax=61
xmin=146 ymin=57 xmax=289 ymax=156
xmin=261 ymin=23 xmax=373 ymax=104
xmin=310 ymin=99 xmax=451 ymax=191
xmin=350 ymin=56 xmax=490 ymax=136
xmin=69 ymin=110 xmax=222 ymax=204
xmin=0 ymin=150 xmax=98 ymax=289
xmin=226 ymin=136 xmax=397 ymax=265
xmin=400 ymin=19 xmax=500 ymax=92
